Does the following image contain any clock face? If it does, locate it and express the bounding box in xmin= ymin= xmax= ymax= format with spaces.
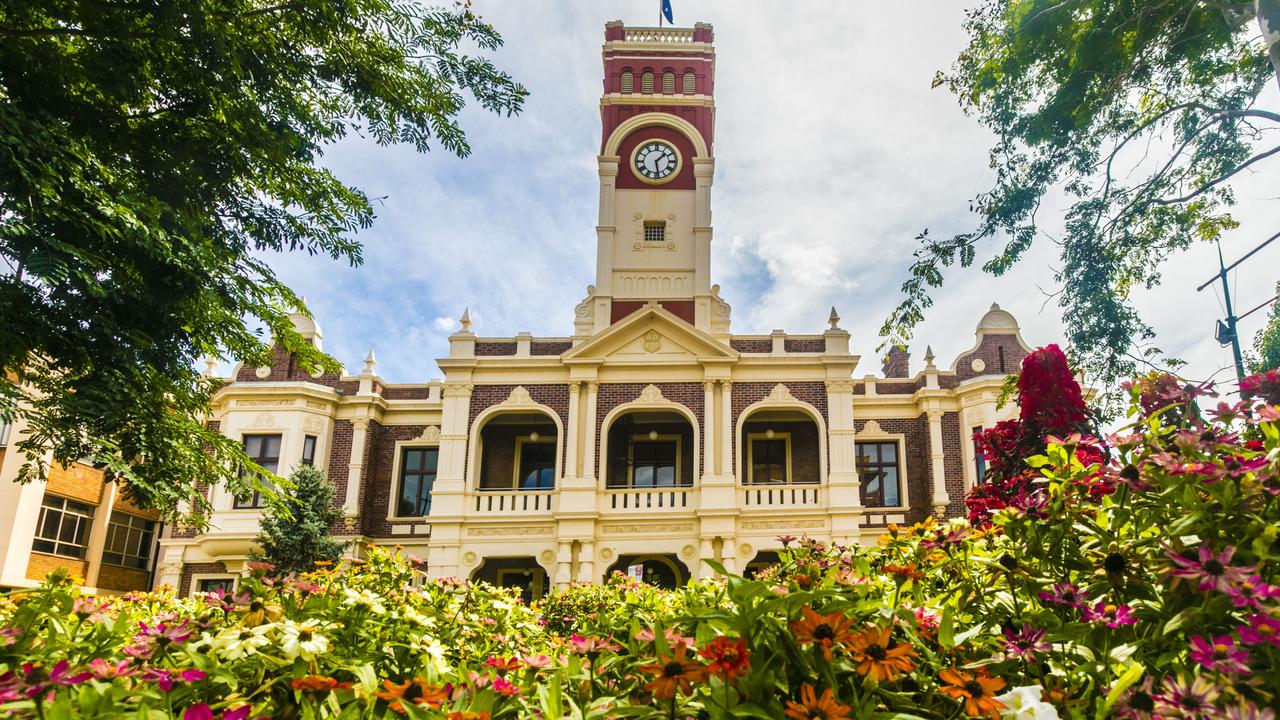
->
xmin=633 ymin=141 xmax=679 ymax=182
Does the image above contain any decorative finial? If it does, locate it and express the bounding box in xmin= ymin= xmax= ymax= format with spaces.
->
xmin=362 ymin=349 xmax=377 ymax=376
xmin=828 ymin=306 xmax=841 ymax=330
xmin=203 ymin=356 xmax=218 ymax=377
xmin=990 ymin=302 xmax=1000 ymax=311
xmin=924 ymin=345 xmax=936 ymax=368
xmin=460 ymin=307 xmax=473 ymax=333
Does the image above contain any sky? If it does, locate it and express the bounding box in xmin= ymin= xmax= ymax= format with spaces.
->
xmin=260 ymin=1 xmax=1280 ymax=390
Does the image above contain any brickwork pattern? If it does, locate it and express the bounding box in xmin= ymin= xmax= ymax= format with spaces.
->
xmin=876 ymin=381 xmax=918 ymax=395
xmin=233 ymin=346 xmax=347 ymax=388
xmin=953 ymin=334 xmax=1029 ymax=381
xmin=46 ymin=462 xmax=104 ymax=504
xmin=728 ymin=339 xmax=770 ymax=354
xmin=361 ymin=423 xmax=427 ymax=538
xmin=477 ymin=420 xmax=559 ymax=489
xmin=170 ymin=423 xmax=219 ymax=540
xmin=380 ymin=387 xmax=434 ymax=400
xmin=941 ymin=411 xmax=968 ymax=518
xmin=26 ymin=554 xmax=89 ymax=584
xmin=741 ymin=420 xmax=820 ymax=483
xmin=327 ymin=420 xmax=354 ymax=510
xmin=530 ymin=341 xmax=573 ymax=356
xmin=178 ymin=561 xmax=228 ymax=596
xmin=784 ymin=338 xmax=826 ymax=353
xmin=475 ymin=342 xmax=517 ymax=356
xmin=96 ymin=564 xmax=150 ymax=593
xmin=730 ymin=382 xmax=829 ymax=480
xmin=594 ymin=383 xmax=705 ymax=475
xmin=882 ymin=347 xmax=911 ymax=378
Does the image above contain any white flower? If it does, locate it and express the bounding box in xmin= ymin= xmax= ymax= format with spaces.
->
xmin=214 ymin=624 xmax=271 ymax=661
xmin=421 ymin=638 xmax=449 ymax=674
xmin=342 ymin=588 xmax=386 ymax=614
xmin=997 ymin=685 xmax=1059 ymax=720
xmin=400 ymin=607 xmax=435 ymax=628
xmin=280 ymin=619 xmax=329 ymax=661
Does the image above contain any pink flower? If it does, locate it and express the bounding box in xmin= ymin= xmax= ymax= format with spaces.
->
xmin=1224 ymin=702 xmax=1277 ymax=720
xmin=520 ymin=654 xmax=554 ymax=668
xmin=184 ymin=705 xmax=254 ymax=720
xmin=88 ymin=659 xmax=134 ymax=680
xmin=1038 ymin=581 xmax=1088 ymax=609
xmin=135 ymin=621 xmax=191 ymax=648
xmin=1227 ymin=576 xmax=1280 ymax=608
xmin=1189 ymin=635 xmax=1251 ymax=675
xmin=566 ymin=634 xmax=619 ymax=655
xmin=1154 ymin=675 xmax=1221 ymax=719
xmin=0 ymin=627 xmax=23 ymax=647
xmin=483 ymin=656 xmax=522 ymax=672
xmin=1001 ymin=624 xmax=1050 ymax=661
xmin=492 ymin=677 xmax=521 ymax=697
xmin=1082 ymin=600 xmax=1137 ymax=628
xmin=122 ymin=643 xmax=154 ymax=660
xmin=1239 ymin=613 xmax=1280 ymax=648
xmin=1165 ymin=545 xmax=1255 ymax=593
xmin=47 ymin=660 xmax=92 ymax=686
xmin=143 ymin=668 xmax=206 ymax=692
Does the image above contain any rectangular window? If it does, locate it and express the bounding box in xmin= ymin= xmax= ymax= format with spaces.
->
xmin=631 ymin=438 xmax=678 ymax=488
xmin=234 ymin=434 xmax=281 ymax=509
xmin=972 ymin=426 xmax=987 ymax=484
xmin=301 ymin=435 xmax=317 ymax=467
xmin=102 ymin=512 xmax=157 ymax=570
xmin=749 ymin=435 xmax=790 ymax=484
xmin=0 ymin=421 xmax=10 ymax=446
xmin=396 ymin=447 xmax=439 ymax=517
xmin=856 ymin=441 xmax=901 ymax=507
xmin=32 ymin=496 xmax=95 ymax=559
xmin=196 ymin=577 xmax=237 ymax=595
xmin=643 ymin=222 xmax=666 ymax=243
xmin=515 ymin=439 xmax=556 ymax=490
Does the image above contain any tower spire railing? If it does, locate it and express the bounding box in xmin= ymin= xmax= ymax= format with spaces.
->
xmin=623 ymin=26 xmax=696 ymax=43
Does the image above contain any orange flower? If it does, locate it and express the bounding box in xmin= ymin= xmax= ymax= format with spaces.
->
xmin=883 ymin=562 xmax=925 ymax=582
xmin=783 ymin=685 xmax=852 ymax=720
xmin=291 ymin=675 xmax=351 ymax=693
xmin=375 ymin=678 xmax=448 ymax=714
xmin=446 ymin=713 xmax=490 ymax=720
xmin=698 ymin=635 xmax=750 ymax=680
xmin=790 ymin=606 xmax=856 ymax=661
xmin=848 ymin=626 xmax=917 ymax=682
xmin=939 ymin=668 xmax=1007 ymax=720
xmin=638 ymin=643 xmax=707 ymax=700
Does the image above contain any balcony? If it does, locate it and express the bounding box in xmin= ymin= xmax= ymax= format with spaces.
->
xmin=473 ymin=490 xmax=556 ymax=515
xmin=623 ymin=27 xmax=695 ymax=44
xmin=603 ymin=487 xmax=695 ymax=513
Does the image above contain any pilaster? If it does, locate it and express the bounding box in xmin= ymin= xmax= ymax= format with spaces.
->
xmin=824 ymin=379 xmax=862 ymax=543
xmin=0 ymin=415 xmax=46 ymax=588
xmin=82 ymin=481 xmax=118 ymax=589
xmin=343 ymin=418 xmax=369 ymax=518
xmin=927 ymin=408 xmax=949 ymax=515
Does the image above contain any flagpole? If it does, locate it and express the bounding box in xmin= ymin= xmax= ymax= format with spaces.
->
xmin=659 ymin=0 xmax=663 ymax=26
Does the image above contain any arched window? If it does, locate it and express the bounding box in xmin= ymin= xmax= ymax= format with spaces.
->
xmin=682 ymin=70 xmax=696 ymax=94
xmin=641 ymin=69 xmax=654 ymax=93
xmin=620 ymin=69 xmax=633 ymax=93
xmin=662 ymin=70 xmax=675 ymax=94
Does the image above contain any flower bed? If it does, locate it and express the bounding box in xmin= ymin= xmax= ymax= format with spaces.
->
xmin=0 ymin=370 xmax=1278 ymax=719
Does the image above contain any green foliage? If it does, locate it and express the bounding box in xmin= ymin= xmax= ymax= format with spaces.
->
xmin=0 ymin=0 xmax=527 ymax=523
xmin=252 ymin=464 xmax=348 ymax=575
xmin=1251 ymin=282 xmax=1280 ymax=371
xmin=2 ymin=381 xmax=1278 ymax=718
xmin=882 ymin=0 xmax=1278 ymax=401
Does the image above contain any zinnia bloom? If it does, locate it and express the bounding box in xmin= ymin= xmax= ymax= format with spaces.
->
xmin=638 ymin=644 xmax=706 ymax=700
xmin=791 ymin=606 xmax=856 ymax=661
xmin=1081 ymin=600 xmax=1137 ymax=628
xmin=375 ymin=678 xmax=447 ymax=714
xmin=1037 ymin=581 xmax=1087 ymax=609
xmin=1166 ymin=545 xmax=1255 ymax=593
xmin=1001 ymin=624 xmax=1050 ymax=662
xmin=847 ymin=626 xmax=916 ymax=682
xmin=940 ymin=668 xmax=1007 ymax=720
xmin=1154 ymin=675 xmax=1220 ymax=719
xmin=280 ymin=620 xmax=329 ymax=661
xmin=1240 ymin=613 xmax=1280 ymax=647
xmin=1227 ymin=576 xmax=1280 ymax=608
xmin=783 ymin=685 xmax=851 ymax=720
xmin=291 ymin=675 xmax=351 ymax=693
xmin=1188 ymin=635 xmax=1251 ymax=675
xmin=699 ymin=635 xmax=750 ymax=680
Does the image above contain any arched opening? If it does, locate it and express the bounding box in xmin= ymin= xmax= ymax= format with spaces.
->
xmin=682 ymin=70 xmax=696 ymax=94
xmin=476 ymin=411 xmax=559 ymax=491
xmin=640 ymin=69 xmax=655 ymax=93
xmin=661 ymin=70 xmax=675 ymax=94
xmin=744 ymin=551 xmax=781 ymax=579
xmin=472 ymin=557 xmax=548 ymax=603
xmin=604 ymin=409 xmax=695 ymax=490
xmin=605 ymin=553 xmax=688 ymax=588
xmin=620 ymin=68 xmax=634 ymax=93
xmin=739 ymin=407 xmax=823 ymax=485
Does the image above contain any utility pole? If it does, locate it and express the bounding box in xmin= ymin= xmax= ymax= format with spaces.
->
xmin=1197 ymin=230 xmax=1280 ymax=389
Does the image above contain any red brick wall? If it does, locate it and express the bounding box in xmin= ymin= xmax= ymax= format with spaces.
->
xmin=26 ymin=554 xmax=89 ymax=584
xmin=478 ymin=420 xmax=559 ymax=489
xmin=784 ymin=338 xmax=825 ymax=353
xmin=729 ymin=339 xmax=771 ymax=354
xmin=741 ymin=420 xmax=820 ymax=483
xmin=882 ymin=347 xmax=911 ymax=378
xmin=46 ymin=462 xmax=104 ymax=504
xmin=327 ymin=420 xmax=354 ymax=511
xmin=730 ymin=382 xmax=828 ymax=479
xmin=361 ymin=423 xmax=427 ymax=537
xmin=594 ymin=383 xmax=704 ymax=475
xmin=941 ymin=412 xmax=967 ymax=518
xmin=855 ymin=417 xmax=929 ymax=526
xmin=475 ymin=342 xmax=517 ymax=356
xmin=603 ymin=420 xmax=695 ymax=486
xmin=233 ymin=346 xmax=348 ymax=388
xmin=97 ymin=564 xmax=150 ymax=593
xmin=381 ymin=387 xmax=434 ymax=400
xmin=178 ymin=561 xmax=228 ymax=596
xmin=531 ymin=342 xmax=572 ymax=356
xmin=954 ymin=334 xmax=1028 ymax=381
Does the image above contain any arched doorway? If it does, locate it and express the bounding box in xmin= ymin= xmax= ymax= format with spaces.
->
xmin=744 ymin=551 xmax=781 ymax=579
xmin=603 ymin=410 xmax=696 ymax=490
xmin=471 ymin=557 xmax=549 ymax=604
xmin=738 ymin=407 xmax=824 ymax=486
xmin=474 ymin=411 xmax=560 ymax=491
xmin=605 ymin=554 xmax=689 ymax=588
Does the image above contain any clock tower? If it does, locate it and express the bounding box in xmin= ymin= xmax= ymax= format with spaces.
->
xmin=575 ymin=21 xmax=728 ymax=338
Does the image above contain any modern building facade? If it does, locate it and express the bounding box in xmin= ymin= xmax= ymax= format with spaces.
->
xmin=3 ymin=21 xmax=1040 ymax=599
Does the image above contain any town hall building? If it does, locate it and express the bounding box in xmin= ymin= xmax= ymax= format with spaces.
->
xmin=0 ymin=21 xmax=1035 ymax=599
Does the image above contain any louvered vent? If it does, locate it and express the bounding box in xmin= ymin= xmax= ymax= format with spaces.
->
xmin=682 ymin=71 xmax=695 ymax=94
xmin=620 ymin=70 xmax=633 ymax=93
xmin=662 ymin=71 xmax=675 ymax=94
xmin=641 ymin=71 xmax=654 ymax=93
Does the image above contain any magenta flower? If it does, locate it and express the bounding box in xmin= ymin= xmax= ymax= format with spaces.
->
xmin=184 ymin=705 xmax=254 ymax=720
xmin=1227 ymin=575 xmax=1280 ymax=608
xmin=46 ymin=660 xmax=92 ymax=687
xmin=0 ymin=627 xmax=24 ymax=647
xmin=1239 ymin=613 xmax=1280 ymax=648
xmin=1154 ymin=675 xmax=1221 ymax=719
xmin=1189 ymin=635 xmax=1251 ymax=675
xmin=492 ymin=677 xmax=521 ymax=697
xmin=1082 ymin=600 xmax=1137 ymax=628
xmin=122 ymin=643 xmax=154 ymax=660
xmin=1038 ymin=581 xmax=1088 ymax=609
xmin=136 ymin=620 xmax=191 ymax=649
xmin=1111 ymin=677 xmax=1158 ymax=719
xmin=1000 ymin=623 xmax=1050 ymax=661
xmin=566 ymin=634 xmax=620 ymax=655
xmin=142 ymin=668 xmax=206 ymax=692
xmin=1224 ymin=701 xmax=1276 ymax=720
xmin=88 ymin=658 xmax=134 ymax=680
xmin=1166 ymin=545 xmax=1255 ymax=593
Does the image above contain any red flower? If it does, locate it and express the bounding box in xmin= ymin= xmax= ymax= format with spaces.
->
xmin=698 ymin=636 xmax=750 ymax=679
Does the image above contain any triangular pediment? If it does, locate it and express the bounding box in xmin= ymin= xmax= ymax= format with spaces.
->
xmin=563 ymin=304 xmax=738 ymax=365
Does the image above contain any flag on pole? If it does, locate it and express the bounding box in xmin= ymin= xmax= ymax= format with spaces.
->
xmin=661 ymin=0 xmax=674 ymax=25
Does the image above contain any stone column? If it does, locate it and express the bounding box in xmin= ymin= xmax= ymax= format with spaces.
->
xmin=83 ymin=481 xmax=119 ymax=589
xmin=719 ymin=381 xmax=733 ymax=480
xmin=426 ymin=382 xmax=472 ymax=580
xmin=583 ymin=382 xmax=599 ymax=482
xmin=698 ymin=537 xmax=716 ymax=580
xmin=703 ymin=380 xmax=717 ymax=477
xmin=0 ymin=414 xmax=48 ymax=587
xmin=576 ymin=541 xmax=595 ymax=584
xmin=555 ymin=540 xmax=573 ymax=590
xmin=927 ymin=408 xmax=949 ymax=516
xmin=343 ymin=418 xmax=369 ymax=518
xmin=565 ymin=382 xmax=581 ymax=480
xmin=824 ymin=379 xmax=862 ymax=544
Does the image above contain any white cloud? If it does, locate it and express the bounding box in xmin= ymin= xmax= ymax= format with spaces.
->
xmin=261 ymin=1 xmax=1278 ymax=388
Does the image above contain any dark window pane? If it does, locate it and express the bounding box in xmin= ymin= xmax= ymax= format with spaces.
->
xmin=301 ymin=435 xmax=317 ymax=466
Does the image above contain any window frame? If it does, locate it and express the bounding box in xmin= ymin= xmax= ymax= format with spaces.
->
xmin=620 ymin=68 xmax=634 ymax=93
xmin=300 ymin=434 xmax=318 ymax=467
xmin=854 ymin=437 xmax=908 ymax=509
xmin=624 ymin=434 xmax=682 ymax=489
xmin=390 ymin=444 xmax=440 ymax=519
xmin=643 ymin=221 xmax=666 ymax=243
xmin=233 ymin=434 xmax=282 ymax=509
xmin=101 ymin=511 xmax=158 ymax=570
xmin=32 ymin=495 xmax=95 ymax=559
xmin=746 ymin=432 xmax=792 ymax=485
xmin=971 ymin=425 xmax=987 ymax=486
xmin=682 ymin=70 xmax=696 ymax=94
xmin=191 ymin=574 xmax=239 ymax=597
xmin=512 ymin=436 xmax=557 ymax=491
xmin=641 ymin=69 xmax=654 ymax=93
